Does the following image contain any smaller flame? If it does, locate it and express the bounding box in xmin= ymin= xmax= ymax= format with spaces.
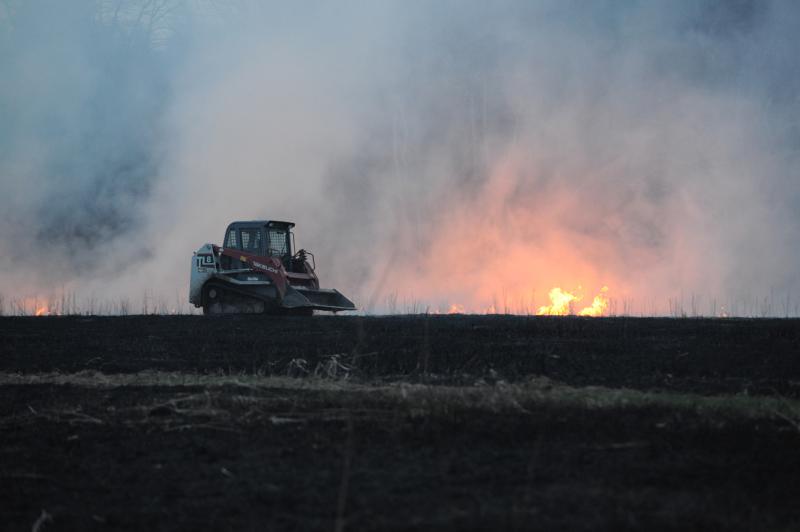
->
xmin=447 ymin=304 xmax=465 ymax=314
xmin=578 ymin=286 xmax=609 ymax=317
xmin=35 ymin=306 xmax=48 ymax=317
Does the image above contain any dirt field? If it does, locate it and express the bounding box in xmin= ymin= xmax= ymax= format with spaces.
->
xmin=2 ymin=315 xmax=800 ymax=530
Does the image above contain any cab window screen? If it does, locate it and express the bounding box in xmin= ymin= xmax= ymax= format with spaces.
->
xmin=267 ymin=229 xmax=288 ymax=256
xmin=226 ymin=229 xmax=237 ymax=248
xmin=240 ymin=228 xmax=261 ymax=253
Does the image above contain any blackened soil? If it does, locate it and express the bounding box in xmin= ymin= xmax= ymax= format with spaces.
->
xmin=2 ymin=315 xmax=800 ymax=396
xmin=2 ymin=315 xmax=800 ymax=531
xmin=2 ymin=384 xmax=799 ymax=531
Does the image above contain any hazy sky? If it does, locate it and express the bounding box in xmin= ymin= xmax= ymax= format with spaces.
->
xmin=1 ymin=0 xmax=799 ymax=315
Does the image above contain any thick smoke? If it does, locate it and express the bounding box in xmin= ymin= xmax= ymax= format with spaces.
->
xmin=0 ymin=0 xmax=171 ymax=293
xmin=1 ymin=0 xmax=799 ymax=315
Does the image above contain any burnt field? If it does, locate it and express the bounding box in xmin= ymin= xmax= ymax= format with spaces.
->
xmin=2 ymin=315 xmax=800 ymax=531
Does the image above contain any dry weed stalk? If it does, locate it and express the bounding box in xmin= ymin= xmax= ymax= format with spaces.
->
xmin=31 ymin=509 xmax=52 ymax=532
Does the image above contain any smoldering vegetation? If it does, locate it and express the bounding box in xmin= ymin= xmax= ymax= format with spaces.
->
xmin=1 ymin=0 xmax=800 ymax=315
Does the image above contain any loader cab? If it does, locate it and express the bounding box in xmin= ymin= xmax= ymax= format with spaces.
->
xmin=222 ymin=220 xmax=295 ymax=260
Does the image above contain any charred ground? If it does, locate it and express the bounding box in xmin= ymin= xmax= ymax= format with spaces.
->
xmin=2 ymin=315 xmax=800 ymax=530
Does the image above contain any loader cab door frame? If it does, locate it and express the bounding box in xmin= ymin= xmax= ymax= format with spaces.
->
xmin=265 ymin=223 xmax=292 ymax=259
xmin=224 ymin=227 xmax=238 ymax=250
xmin=222 ymin=223 xmax=265 ymax=270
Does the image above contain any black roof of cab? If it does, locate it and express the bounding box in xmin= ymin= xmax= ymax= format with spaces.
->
xmin=227 ymin=220 xmax=295 ymax=229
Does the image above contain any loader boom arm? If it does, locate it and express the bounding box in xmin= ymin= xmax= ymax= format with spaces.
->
xmin=217 ymin=246 xmax=289 ymax=298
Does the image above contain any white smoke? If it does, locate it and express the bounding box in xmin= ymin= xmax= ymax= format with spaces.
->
xmin=1 ymin=0 xmax=799 ymax=315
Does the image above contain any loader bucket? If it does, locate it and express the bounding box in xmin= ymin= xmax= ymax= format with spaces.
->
xmin=282 ymin=286 xmax=357 ymax=312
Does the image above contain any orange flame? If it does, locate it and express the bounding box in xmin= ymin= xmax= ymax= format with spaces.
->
xmin=578 ymin=286 xmax=609 ymax=317
xmin=536 ymin=286 xmax=609 ymax=317
xmin=447 ymin=303 xmax=465 ymax=314
xmin=537 ymin=287 xmax=580 ymax=315
xmin=21 ymin=297 xmax=59 ymax=317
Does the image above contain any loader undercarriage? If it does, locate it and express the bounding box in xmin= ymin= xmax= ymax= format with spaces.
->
xmin=202 ymin=283 xmax=266 ymax=315
xmin=201 ymin=282 xmax=313 ymax=316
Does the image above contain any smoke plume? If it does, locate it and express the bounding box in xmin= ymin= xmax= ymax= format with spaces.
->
xmin=1 ymin=0 xmax=799 ymax=315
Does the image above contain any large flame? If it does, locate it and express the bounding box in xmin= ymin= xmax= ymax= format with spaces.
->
xmin=435 ymin=287 xmax=611 ymax=316
xmin=536 ymin=286 xmax=609 ymax=316
xmin=536 ymin=287 xmax=580 ymax=315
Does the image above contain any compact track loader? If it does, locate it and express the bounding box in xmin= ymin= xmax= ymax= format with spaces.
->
xmin=189 ymin=220 xmax=355 ymax=315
